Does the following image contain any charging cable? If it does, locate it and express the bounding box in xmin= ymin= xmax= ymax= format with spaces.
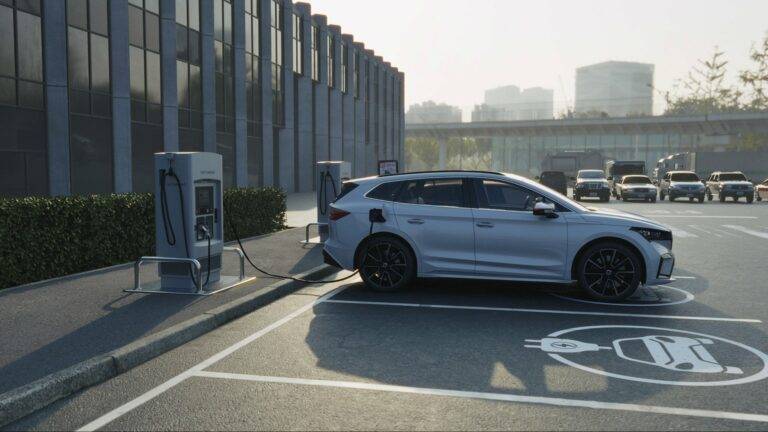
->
xmin=225 ymin=204 xmax=360 ymax=284
xmin=317 ymin=171 xmax=338 ymax=216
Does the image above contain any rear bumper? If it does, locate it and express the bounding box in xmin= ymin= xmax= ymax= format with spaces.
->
xmin=323 ymin=249 xmax=343 ymax=269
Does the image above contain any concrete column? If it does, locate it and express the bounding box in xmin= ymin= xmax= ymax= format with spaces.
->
xmin=327 ymin=25 xmax=342 ymax=161
xmin=353 ymin=42 xmax=366 ymax=177
xmin=375 ymin=56 xmax=385 ymax=162
xmin=109 ymin=0 xmax=131 ymax=192
xmin=160 ymin=0 xmax=178 ymax=152
xmin=278 ymin=0 xmax=295 ymax=192
xmin=295 ymin=2 xmax=313 ymax=192
xmin=341 ymin=34 xmax=355 ymax=171
xmin=384 ymin=64 xmax=394 ymax=160
xmin=364 ymin=49 xmax=376 ymax=175
xmin=43 ymin=0 xmax=70 ymax=196
xmin=312 ymin=15 xmax=328 ymax=166
xmin=259 ymin=0 xmax=274 ymax=185
xmin=392 ymin=68 xmax=400 ymax=165
xmin=200 ymin=0 xmax=217 ymax=152
xmin=438 ymin=136 xmax=447 ymax=169
xmin=233 ymin=0 xmax=247 ymax=187
xmin=399 ymin=71 xmax=406 ymax=168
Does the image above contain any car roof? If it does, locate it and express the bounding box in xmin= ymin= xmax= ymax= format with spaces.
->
xmin=378 ymin=170 xmax=504 ymax=178
xmin=668 ymin=170 xmax=696 ymax=174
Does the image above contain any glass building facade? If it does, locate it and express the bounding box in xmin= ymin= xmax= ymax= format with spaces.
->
xmin=0 ymin=0 xmax=405 ymax=198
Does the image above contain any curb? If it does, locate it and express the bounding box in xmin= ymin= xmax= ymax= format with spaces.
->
xmin=0 ymin=264 xmax=340 ymax=427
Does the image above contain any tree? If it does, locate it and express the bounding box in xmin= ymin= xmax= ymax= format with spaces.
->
xmin=664 ymin=48 xmax=743 ymax=115
xmin=739 ymin=32 xmax=768 ymax=111
xmin=405 ymin=137 xmax=439 ymax=171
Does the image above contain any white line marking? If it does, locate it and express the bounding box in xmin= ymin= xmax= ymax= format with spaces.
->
xmin=672 ymin=276 xmax=697 ymax=279
xmin=194 ymin=371 xmax=768 ymax=423
xmin=77 ymin=286 xmax=348 ymax=431
xmin=723 ymin=225 xmax=768 ymax=240
xmin=711 ymin=227 xmax=739 ymax=238
xmin=665 ymin=225 xmax=698 ymax=238
xmin=687 ymin=225 xmax=720 ymax=237
xmin=646 ymin=215 xmax=759 ymax=219
xmin=322 ymin=299 xmax=761 ymax=323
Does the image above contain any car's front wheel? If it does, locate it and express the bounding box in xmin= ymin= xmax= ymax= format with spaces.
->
xmin=577 ymin=242 xmax=642 ymax=302
xmin=357 ymin=236 xmax=416 ymax=292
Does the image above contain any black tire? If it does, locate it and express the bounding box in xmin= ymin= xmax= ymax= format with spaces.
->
xmin=719 ymin=194 xmax=725 ymax=203
xmin=357 ymin=236 xmax=416 ymax=292
xmin=577 ymin=241 xmax=642 ymax=302
xmin=758 ymin=195 xmax=763 ymax=202
xmin=573 ymin=194 xmax=580 ymax=201
xmin=746 ymin=195 xmax=754 ymax=204
xmin=733 ymin=196 xmax=739 ymax=202
xmin=669 ymin=194 xmax=675 ymax=202
xmin=659 ymin=191 xmax=665 ymax=201
xmin=650 ymin=197 xmax=657 ymax=203
xmin=689 ymin=197 xmax=694 ymax=202
xmin=698 ymin=196 xmax=704 ymax=203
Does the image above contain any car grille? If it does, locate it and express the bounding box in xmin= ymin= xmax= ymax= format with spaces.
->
xmin=587 ymin=183 xmax=602 ymax=190
xmin=633 ymin=188 xmax=649 ymax=193
xmin=731 ymin=185 xmax=749 ymax=190
xmin=682 ymin=185 xmax=699 ymax=191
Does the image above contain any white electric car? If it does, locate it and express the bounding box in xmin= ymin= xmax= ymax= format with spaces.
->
xmin=323 ymin=171 xmax=675 ymax=301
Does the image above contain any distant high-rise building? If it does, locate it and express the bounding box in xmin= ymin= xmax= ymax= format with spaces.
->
xmin=472 ymin=85 xmax=553 ymax=122
xmin=575 ymin=61 xmax=654 ymax=117
xmin=406 ymin=101 xmax=462 ymax=124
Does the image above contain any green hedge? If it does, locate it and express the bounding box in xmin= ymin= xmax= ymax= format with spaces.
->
xmin=0 ymin=187 xmax=286 ymax=290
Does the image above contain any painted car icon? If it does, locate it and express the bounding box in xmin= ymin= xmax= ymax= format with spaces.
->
xmin=612 ymin=335 xmax=743 ymax=374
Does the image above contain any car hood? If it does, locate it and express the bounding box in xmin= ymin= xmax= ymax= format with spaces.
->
xmin=670 ymin=181 xmax=703 ymax=187
xmin=579 ymin=207 xmax=670 ymax=230
xmin=622 ymin=184 xmax=655 ymax=189
xmin=719 ymin=181 xmax=753 ymax=186
xmin=576 ymin=179 xmax=609 ymax=185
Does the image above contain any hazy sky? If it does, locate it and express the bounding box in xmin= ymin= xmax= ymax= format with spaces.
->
xmin=308 ymin=0 xmax=768 ymax=117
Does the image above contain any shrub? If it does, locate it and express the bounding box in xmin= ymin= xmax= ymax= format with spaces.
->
xmin=0 ymin=187 xmax=286 ymax=290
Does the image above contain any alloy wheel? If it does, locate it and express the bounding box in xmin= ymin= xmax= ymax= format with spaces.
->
xmin=361 ymin=242 xmax=408 ymax=290
xmin=583 ymin=248 xmax=637 ymax=297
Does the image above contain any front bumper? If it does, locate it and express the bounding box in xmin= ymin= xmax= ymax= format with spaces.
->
xmin=622 ymin=190 xmax=656 ymax=200
xmin=669 ymin=190 xmax=705 ymax=199
xmin=720 ymin=189 xmax=753 ymax=198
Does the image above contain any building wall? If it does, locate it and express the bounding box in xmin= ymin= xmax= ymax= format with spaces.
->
xmin=0 ymin=0 xmax=404 ymax=197
xmin=575 ymin=61 xmax=654 ymax=117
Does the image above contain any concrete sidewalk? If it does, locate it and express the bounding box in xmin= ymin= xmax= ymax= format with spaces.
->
xmin=0 ymin=227 xmax=326 ymax=396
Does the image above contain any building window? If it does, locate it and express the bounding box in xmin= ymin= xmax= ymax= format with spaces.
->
xmin=340 ymin=43 xmax=347 ymax=94
xmin=270 ymin=0 xmax=283 ymax=126
xmin=214 ymin=0 xmax=235 ymax=187
xmin=310 ymin=25 xmax=319 ymax=82
xmin=176 ymin=0 xmax=202 ymax=135
xmin=67 ymin=0 xmax=113 ymax=195
xmin=0 ymin=0 xmax=44 ymax=110
xmin=245 ymin=0 xmax=261 ymax=186
xmin=129 ymin=0 xmax=162 ymax=125
xmin=292 ymin=13 xmax=302 ymax=75
xmin=327 ymin=34 xmax=334 ymax=88
xmin=373 ymin=65 xmax=379 ymax=142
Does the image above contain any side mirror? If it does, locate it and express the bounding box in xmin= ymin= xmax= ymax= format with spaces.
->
xmin=533 ymin=202 xmax=558 ymax=218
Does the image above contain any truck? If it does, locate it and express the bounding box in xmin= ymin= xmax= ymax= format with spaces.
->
xmin=605 ymin=160 xmax=646 ymax=197
xmin=652 ymin=151 xmax=768 ymax=185
xmin=540 ymin=151 xmax=604 ymax=184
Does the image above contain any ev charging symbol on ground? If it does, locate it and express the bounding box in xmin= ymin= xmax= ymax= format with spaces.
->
xmin=525 ymin=326 xmax=768 ymax=386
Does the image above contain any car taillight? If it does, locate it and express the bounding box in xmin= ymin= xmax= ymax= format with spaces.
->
xmin=329 ymin=208 xmax=350 ymax=221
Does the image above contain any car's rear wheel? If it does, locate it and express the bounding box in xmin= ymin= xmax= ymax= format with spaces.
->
xmin=357 ymin=236 xmax=416 ymax=292
xmin=577 ymin=242 xmax=642 ymax=302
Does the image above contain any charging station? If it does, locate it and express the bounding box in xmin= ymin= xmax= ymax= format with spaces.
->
xmin=311 ymin=161 xmax=351 ymax=243
xmin=127 ymin=152 xmax=254 ymax=295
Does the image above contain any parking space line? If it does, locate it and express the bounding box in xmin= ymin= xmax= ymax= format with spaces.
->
xmin=193 ymin=371 xmax=768 ymax=423
xmin=645 ymin=216 xmax=759 ymax=219
xmin=687 ymin=225 xmax=720 ymax=237
xmin=77 ymin=285 xmax=349 ymax=431
xmin=665 ymin=225 xmax=698 ymax=238
xmin=723 ymin=225 xmax=768 ymax=240
xmin=322 ymin=299 xmax=761 ymax=323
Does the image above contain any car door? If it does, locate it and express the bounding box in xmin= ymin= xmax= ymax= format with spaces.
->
xmin=472 ymin=178 xmax=568 ymax=281
xmin=393 ymin=178 xmax=475 ymax=275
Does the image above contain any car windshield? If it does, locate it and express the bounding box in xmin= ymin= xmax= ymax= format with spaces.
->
xmin=578 ymin=170 xmax=605 ymax=179
xmin=718 ymin=173 xmax=747 ymax=181
xmin=540 ymin=172 xmax=565 ymax=181
xmin=623 ymin=176 xmax=652 ymax=184
xmin=670 ymin=173 xmax=700 ymax=182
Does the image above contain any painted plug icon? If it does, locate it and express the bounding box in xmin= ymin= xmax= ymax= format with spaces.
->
xmin=525 ymin=338 xmax=612 ymax=353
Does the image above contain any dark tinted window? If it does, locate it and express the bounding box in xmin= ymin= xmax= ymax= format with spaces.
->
xmin=670 ymin=172 xmax=700 ymax=182
xmin=397 ymin=178 xmax=464 ymax=207
xmin=336 ymin=182 xmax=359 ymax=201
xmin=622 ymin=176 xmax=652 ymax=184
xmin=718 ymin=173 xmax=747 ymax=181
xmin=477 ymin=180 xmax=548 ymax=211
xmin=367 ymin=181 xmax=403 ymax=201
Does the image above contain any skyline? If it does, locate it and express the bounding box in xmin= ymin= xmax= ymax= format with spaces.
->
xmin=308 ymin=0 xmax=768 ymax=117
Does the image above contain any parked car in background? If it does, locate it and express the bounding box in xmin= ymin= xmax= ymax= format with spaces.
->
xmin=659 ymin=171 xmax=706 ymax=203
xmin=705 ymin=171 xmax=755 ymax=203
xmin=573 ymin=170 xmax=611 ymax=202
xmin=616 ymin=175 xmax=657 ymax=202
xmin=757 ymin=178 xmax=768 ymax=202
xmin=537 ymin=171 xmax=568 ymax=196
xmin=606 ymin=160 xmax=646 ymax=197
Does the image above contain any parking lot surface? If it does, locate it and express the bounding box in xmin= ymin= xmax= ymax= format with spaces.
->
xmin=7 ymin=199 xmax=768 ymax=431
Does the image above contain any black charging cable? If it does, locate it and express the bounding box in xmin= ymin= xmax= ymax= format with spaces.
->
xmin=225 ymin=204 xmax=360 ymax=284
xmin=317 ymin=171 xmax=338 ymax=216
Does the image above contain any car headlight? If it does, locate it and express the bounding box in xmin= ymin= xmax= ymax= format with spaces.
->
xmin=631 ymin=227 xmax=673 ymax=249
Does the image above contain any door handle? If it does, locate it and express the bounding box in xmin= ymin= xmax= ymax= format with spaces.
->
xmin=476 ymin=221 xmax=494 ymax=228
xmin=407 ymin=218 xmax=425 ymax=225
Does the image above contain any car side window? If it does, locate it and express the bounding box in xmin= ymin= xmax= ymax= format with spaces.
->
xmin=476 ymin=180 xmax=543 ymax=211
xmin=366 ymin=181 xmax=403 ymax=201
xmin=396 ymin=178 xmax=464 ymax=207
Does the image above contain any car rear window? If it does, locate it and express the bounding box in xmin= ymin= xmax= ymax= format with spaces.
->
xmin=366 ymin=181 xmax=403 ymax=201
xmin=396 ymin=178 xmax=464 ymax=207
xmin=334 ymin=182 xmax=359 ymax=201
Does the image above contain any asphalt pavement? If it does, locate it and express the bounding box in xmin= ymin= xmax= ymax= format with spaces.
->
xmin=7 ymin=198 xmax=768 ymax=431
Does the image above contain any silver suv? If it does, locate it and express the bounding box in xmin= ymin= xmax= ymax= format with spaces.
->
xmin=658 ymin=171 xmax=706 ymax=203
xmin=705 ymin=171 xmax=755 ymax=203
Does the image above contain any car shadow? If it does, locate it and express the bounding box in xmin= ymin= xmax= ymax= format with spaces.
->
xmin=304 ymin=269 xmax=764 ymax=406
